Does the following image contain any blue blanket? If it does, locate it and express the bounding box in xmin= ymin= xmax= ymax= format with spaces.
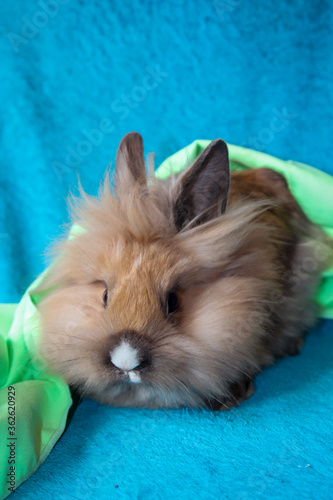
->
xmin=1 ymin=1 xmax=332 ymax=498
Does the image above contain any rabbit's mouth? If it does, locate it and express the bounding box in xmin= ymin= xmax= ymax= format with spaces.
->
xmin=97 ymin=378 xmax=188 ymax=409
xmin=111 ymin=369 xmax=143 ymax=384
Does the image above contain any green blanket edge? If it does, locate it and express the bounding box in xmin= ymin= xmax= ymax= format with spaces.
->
xmin=0 ymin=280 xmax=72 ymax=500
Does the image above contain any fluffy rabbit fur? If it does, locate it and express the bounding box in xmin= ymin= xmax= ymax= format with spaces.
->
xmin=35 ymin=133 xmax=331 ymax=410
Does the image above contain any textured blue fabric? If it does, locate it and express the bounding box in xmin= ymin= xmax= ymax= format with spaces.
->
xmin=1 ymin=1 xmax=332 ymax=499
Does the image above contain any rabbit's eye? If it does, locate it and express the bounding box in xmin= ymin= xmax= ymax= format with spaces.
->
xmin=103 ymin=288 xmax=108 ymax=307
xmin=166 ymin=291 xmax=179 ymax=316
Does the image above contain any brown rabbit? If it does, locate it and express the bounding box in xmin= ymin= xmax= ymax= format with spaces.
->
xmin=35 ymin=133 xmax=331 ymax=410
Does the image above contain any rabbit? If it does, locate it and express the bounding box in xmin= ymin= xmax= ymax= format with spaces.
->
xmin=34 ymin=132 xmax=332 ymax=410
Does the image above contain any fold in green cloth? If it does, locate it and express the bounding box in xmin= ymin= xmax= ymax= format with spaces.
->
xmin=0 ymin=283 xmax=72 ymax=499
xmin=1 ymin=141 xmax=332 ymax=499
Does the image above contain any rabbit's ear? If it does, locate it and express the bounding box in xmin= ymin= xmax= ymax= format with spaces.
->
xmin=173 ymin=139 xmax=230 ymax=230
xmin=115 ymin=132 xmax=147 ymax=189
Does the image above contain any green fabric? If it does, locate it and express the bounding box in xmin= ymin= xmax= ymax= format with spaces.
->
xmin=157 ymin=140 xmax=333 ymax=318
xmin=1 ymin=141 xmax=332 ymax=499
xmin=0 ymin=275 xmax=72 ymax=500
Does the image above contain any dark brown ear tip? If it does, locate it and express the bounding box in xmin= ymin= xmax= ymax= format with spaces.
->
xmin=116 ymin=132 xmax=146 ymax=185
xmin=124 ymin=131 xmax=143 ymax=141
xmin=211 ymin=138 xmax=226 ymax=144
xmin=210 ymin=138 xmax=228 ymax=152
xmin=202 ymin=139 xmax=229 ymax=163
xmin=119 ymin=131 xmax=143 ymax=151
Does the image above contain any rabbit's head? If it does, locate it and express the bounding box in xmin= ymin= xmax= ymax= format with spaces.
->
xmin=36 ymin=133 xmax=283 ymax=409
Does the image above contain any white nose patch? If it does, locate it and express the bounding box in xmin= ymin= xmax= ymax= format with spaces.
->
xmin=110 ymin=341 xmax=140 ymax=371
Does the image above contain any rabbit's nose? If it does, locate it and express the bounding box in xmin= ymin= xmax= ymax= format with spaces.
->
xmin=110 ymin=341 xmax=142 ymax=371
xmin=109 ymin=330 xmax=151 ymax=377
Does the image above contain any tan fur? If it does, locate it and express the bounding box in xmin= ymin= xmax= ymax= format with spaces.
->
xmin=34 ymin=134 xmax=332 ymax=409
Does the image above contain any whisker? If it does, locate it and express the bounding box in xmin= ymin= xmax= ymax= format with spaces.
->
xmin=68 ymin=333 xmax=102 ymax=343
xmin=223 ymin=387 xmax=239 ymax=403
xmin=166 ymin=374 xmax=199 ymax=408
xmin=59 ymin=334 xmax=92 ymax=343
xmin=204 ymin=391 xmax=231 ymax=411
xmin=60 ymin=357 xmax=89 ymax=363
xmin=220 ymin=360 xmax=254 ymax=381
xmin=159 ymin=381 xmax=178 ymax=408
xmin=39 ymin=330 xmax=102 ymax=344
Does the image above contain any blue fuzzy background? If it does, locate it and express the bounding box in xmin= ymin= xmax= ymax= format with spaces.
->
xmin=1 ymin=1 xmax=332 ymax=499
